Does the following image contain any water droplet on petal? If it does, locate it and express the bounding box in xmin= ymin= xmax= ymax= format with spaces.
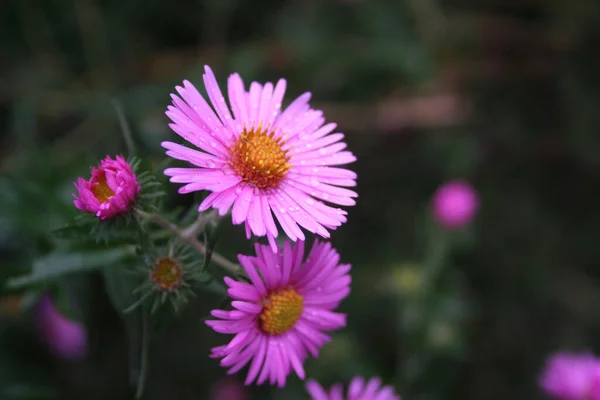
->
xmin=310 ymin=178 xmax=320 ymax=187
xmin=235 ymin=186 xmax=243 ymax=194
xmin=206 ymin=160 xmax=216 ymax=168
xmin=306 ymin=198 xmax=315 ymax=206
xmin=319 ymin=148 xmax=327 ymax=155
xmin=322 ymin=193 xmax=330 ymax=200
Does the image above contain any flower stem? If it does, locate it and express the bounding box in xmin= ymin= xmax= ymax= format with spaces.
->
xmin=135 ymin=307 xmax=150 ymax=399
xmin=135 ymin=209 xmax=244 ymax=276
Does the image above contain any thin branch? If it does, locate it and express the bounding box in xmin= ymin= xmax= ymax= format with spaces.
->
xmin=135 ymin=209 xmax=243 ymax=276
xmin=181 ymin=209 xmax=218 ymax=241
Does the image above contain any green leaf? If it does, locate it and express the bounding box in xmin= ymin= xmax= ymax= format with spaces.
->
xmin=113 ymin=99 xmax=137 ymax=157
xmin=102 ymin=264 xmax=144 ymax=314
xmin=201 ymin=218 xmax=220 ymax=272
xmin=5 ymin=247 xmax=134 ymax=289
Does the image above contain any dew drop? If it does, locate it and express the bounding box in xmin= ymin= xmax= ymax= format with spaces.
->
xmin=305 ymin=198 xmax=315 ymax=206
xmin=235 ymin=186 xmax=243 ymax=194
xmin=206 ymin=160 xmax=216 ymax=168
xmin=319 ymin=148 xmax=327 ymax=155
xmin=210 ymin=141 xmax=217 ymax=148
xmin=312 ymin=167 xmax=319 ymax=173
xmin=322 ymin=193 xmax=330 ymax=200
xmin=279 ymin=208 xmax=286 ymax=214
xmin=243 ymin=196 xmax=251 ymax=202
xmin=310 ymin=178 xmax=320 ymax=187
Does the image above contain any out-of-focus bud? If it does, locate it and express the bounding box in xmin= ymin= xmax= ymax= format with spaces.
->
xmin=431 ymin=180 xmax=478 ymax=230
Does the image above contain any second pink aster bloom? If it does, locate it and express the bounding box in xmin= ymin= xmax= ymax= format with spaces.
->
xmin=539 ymin=352 xmax=600 ymax=400
xmin=162 ymin=66 xmax=357 ymax=250
xmin=206 ymin=240 xmax=351 ymax=387
xmin=73 ymin=155 xmax=140 ymax=219
xmin=306 ymin=376 xmax=401 ymax=400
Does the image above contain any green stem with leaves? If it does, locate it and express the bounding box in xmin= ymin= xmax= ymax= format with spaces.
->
xmin=135 ymin=209 xmax=244 ymax=276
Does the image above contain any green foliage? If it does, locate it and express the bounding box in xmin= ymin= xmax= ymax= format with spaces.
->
xmin=5 ymin=247 xmax=135 ymax=290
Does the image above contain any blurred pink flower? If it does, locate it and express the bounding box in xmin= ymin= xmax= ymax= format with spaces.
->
xmin=539 ymin=352 xmax=600 ymax=400
xmin=73 ymin=155 xmax=140 ymax=219
xmin=306 ymin=376 xmax=401 ymax=400
xmin=210 ymin=378 xmax=249 ymax=400
xmin=162 ymin=65 xmax=357 ymax=252
xmin=431 ymin=180 xmax=478 ymax=229
xmin=35 ymin=294 xmax=87 ymax=361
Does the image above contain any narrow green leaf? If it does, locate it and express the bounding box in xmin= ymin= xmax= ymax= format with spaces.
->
xmin=6 ymin=247 xmax=134 ymax=289
xmin=113 ymin=99 xmax=137 ymax=157
xmin=201 ymin=219 xmax=220 ymax=272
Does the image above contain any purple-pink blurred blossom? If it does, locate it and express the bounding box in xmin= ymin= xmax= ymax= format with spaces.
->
xmin=539 ymin=352 xmax=600 ymax=400
xmin=431 ymin=180 xmax=478 ymax=229
xmin=35 ymin=294 xmax=88 ymax=361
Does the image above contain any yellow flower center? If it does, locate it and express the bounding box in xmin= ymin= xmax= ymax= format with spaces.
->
xmin=91 ymin=172 xmax=115 ymax=203
xmin=151 ymin=258 xmax=183 ymax=291
xmin=259 ymin=288 xmax=304 ymax=335
xmin=230 ymin=125 xmax=291 ymax=190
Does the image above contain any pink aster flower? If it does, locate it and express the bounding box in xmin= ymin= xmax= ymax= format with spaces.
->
xmin=35 ymin=294 xmax=88 ymax=361
xmin=306 ymin=376 xmax=401 ymax=400
xmin=73 ymin=155 xmax=140 ymax=219
xmin=431 ymin=180 xmax=478 ymax=229
xmin=162 ymin=66 xmax=357 ymax=251
xmin=205 ymin=240 xmax=351 ymax=387
xmin=539 ymin=352 xmax=600 ymax=400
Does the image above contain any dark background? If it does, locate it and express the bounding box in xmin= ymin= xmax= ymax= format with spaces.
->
xmin=1 ymin=0 xmax=600 ymax=399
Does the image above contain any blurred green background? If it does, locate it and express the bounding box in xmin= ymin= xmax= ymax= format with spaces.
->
xmin=2 ymin=0 xmax=600 ymax=399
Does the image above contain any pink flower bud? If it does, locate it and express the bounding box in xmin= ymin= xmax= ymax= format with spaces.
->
xmin=431 ymin=180 xmax=478 ymax=229
xmin=73 ymin=155 xmax=140 ymax=219
xmin=35 ymin=294 xmax=88 ymax=361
